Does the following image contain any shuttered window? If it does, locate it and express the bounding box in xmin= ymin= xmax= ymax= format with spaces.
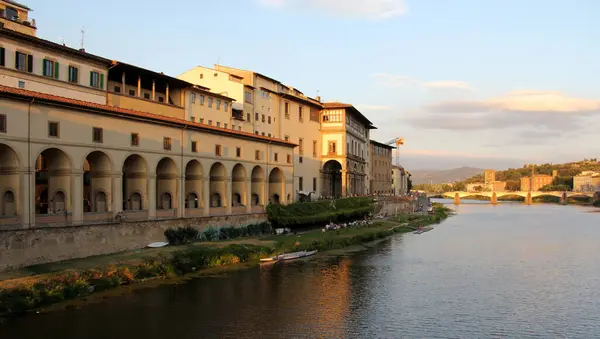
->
xmin=90 ymin=71 xmax=103 ymax=89
xmin=0 ymin=47 xmax=5 ymax=67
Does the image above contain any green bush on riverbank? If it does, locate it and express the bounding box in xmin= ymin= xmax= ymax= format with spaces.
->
xmin=164 ymin=222 xmax=273 ymax=245
xmin=266 ymin=197 xmax=375 ymax=228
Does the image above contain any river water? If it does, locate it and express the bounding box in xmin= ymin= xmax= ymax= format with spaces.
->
xmin=2 ymin=200 xmax=600 ymax=338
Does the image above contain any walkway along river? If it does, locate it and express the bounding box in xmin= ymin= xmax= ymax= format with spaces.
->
xmin=2 ymin=199 xmax=600 ymax=338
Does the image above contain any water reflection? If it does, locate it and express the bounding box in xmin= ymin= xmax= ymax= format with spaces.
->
xmin=2 ymin=201 xmax=600 ymax=338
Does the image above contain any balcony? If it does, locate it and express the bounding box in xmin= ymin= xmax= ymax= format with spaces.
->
xmin=232 ymin=108 xmax=245 ymax=121
xmin=0 ymin=9 xmax=36 ymax=36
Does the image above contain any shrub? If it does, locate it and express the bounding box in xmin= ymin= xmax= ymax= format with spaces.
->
xmin=267 ymin=197 xmax=374 ymax=228
xmin=164 ymin=227 xmax=200 ymax=245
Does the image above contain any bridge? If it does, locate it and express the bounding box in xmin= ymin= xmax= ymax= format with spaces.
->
xmin=440 ymin=191 xmax=597 ymax=205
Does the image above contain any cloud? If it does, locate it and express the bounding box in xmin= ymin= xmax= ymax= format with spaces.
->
xmin=424 ymin=81 xmax=472 ymax=91
xmin=258 ymin=0 xmax=407 ymax=19
xmin=371 ymin=73 xmax=471 ymax=91
xmin=355 ymin=104 xmax=391 ymax=111
xmin=406 ymin=90 xmax=600 ymax=131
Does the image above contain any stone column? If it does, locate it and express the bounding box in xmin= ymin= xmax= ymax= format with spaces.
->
xmin=20 ymin=169 xmax=34 ymax=228
xmin=71 ymin=170 xmax=83 ymax=225
xmin=226 ymin=177 xmax=232 ymax=215
xmin=203 ymin=179 xmax=210 ymax=216
xmin=177 ymin=175 xmax=184 ymax=218
xmin=245 ymin=178 xmax=252 ymax=213
xmin=112 ymin=173 xmax=123 ymax=217
xmin=148 ymin=173 xmax=156 ymax=219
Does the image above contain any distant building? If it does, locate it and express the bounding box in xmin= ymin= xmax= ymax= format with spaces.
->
xmin=520 ymin=175 xmax=554 ymax=191
xmin=391 ymin=165 xmax=408 ymax=195
xmin=573 ymin=172 xmax=600 ymax=192
xmin=484 ymin=170 xmax=496 ymax=184
xmin=369 ymin=140 xmax=395 ymax=194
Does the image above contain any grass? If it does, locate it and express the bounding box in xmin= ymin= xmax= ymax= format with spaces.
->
xmin=0 ymin=205 xmax=451 ymax=317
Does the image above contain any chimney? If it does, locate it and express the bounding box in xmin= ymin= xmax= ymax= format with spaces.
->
xmin=79 ymin=48 xmax=86 ymax=53
xmin=316 ymin=95 xmax=321 ymax=102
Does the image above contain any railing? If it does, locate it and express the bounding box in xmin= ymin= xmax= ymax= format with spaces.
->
xmin=0 ymin=11 xmax=36 ymax=27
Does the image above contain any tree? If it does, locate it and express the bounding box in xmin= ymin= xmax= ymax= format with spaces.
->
xmin=505 ymin=180 xmax=521 ymax=191
xmin=453 ymin=182 xmax=466 ymax=191
xmin=407 ymin=177 xmax=413 ymax=192
xmin=473 ymin=185 xmax=483 ymax=192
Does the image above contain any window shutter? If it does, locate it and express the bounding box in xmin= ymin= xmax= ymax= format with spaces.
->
xmin=89 ymin=71 xmax=93 ymax=86
xmin=14 ymin=51 xmax=18 ymax=68
xmin=223 ymin=147 xmax=228 ymax=157
xmin=42 ymin=59 xmax=46 ymax=75
xmin=261 ymin=151 xmax=265 ymax=160
xmin=0 ymin=47 xmax=5 ymax=67
xmin=27 ymin=54 xmax=33 ymax=72
xmin=54 ymin=61 xmax=59 ymax=79
xmin=99 ymin=73 xmax=104 ymax=89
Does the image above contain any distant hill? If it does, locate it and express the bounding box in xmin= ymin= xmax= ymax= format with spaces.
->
xmin=410 ymin=167 xmax=484 ymax=184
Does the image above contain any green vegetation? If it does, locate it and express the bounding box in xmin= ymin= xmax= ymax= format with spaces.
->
xmin=164 ymin=222 xmax=273 ymax=245
xmin=0 ymin=205 xmax=451 ymax=317
xmin=266 ymin=197 xmax=374 ymax=228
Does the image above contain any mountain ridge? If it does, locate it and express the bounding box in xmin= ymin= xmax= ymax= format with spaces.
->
xmin=410 ymin=166 xmax=484 ymax=184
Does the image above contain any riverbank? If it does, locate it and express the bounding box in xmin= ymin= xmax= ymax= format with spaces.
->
xmin=0 ymin=205 xmax=451 ymax=317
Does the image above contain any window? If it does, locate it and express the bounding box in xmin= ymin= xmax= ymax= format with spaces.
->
xmin=246 ymin=113 xmax=251 ymax=121
xmin=224 ymin=102 xmax=229 ymax=112
xmin=15 ymin=51 xmax=32 ymax=72
xmin=244 ymin=90 xmax=253 ymax=103
xmin=236 ymin=147 xmax=241 ymax=158
xmin=328 ymin=141 xmax=337 ymax=155
xmin=0 ymin=114 xmax=6 ymax=133
xmin=238 ymin=126 xmax=242 ymax=131
xmin=208 ymin=98 xmax=213 ymax=108
xmin=313 ymin=140 xmax=317 ymax=157
xmin=274 ymin=153 xmax=279 ymax=162
xmin=299 ymin=177 xmax=304 ymax=191
xmin=199 ymin=118 xmax=204 ymax=124
xmin=208 ymin=120 xmax=212 ymax=126
xmin=131 ymin=133 xmax=139 ymax=146
xmin=68 ymin=66 xmax=78 ymax=83
xmin=128 ymin=89 xmax=135 ymax=96
xmin=287 ymin=154 xmax=291 ymax=163
xmin=92 ymin=127 xmax=103 ymax=143
xmin=90 ymin=71 xmax=103 ymax=89
xmin=158 ymin=97 xmax=164 ymax=103
xmin=299 ymin=156 xmax=303 ymax=163
xmin=199 ymin=95 xmax=204 ymax=105
xmin=216 ymin=122 xmax=220 ymax=127
xmin=144 ymin=93 xmax=150 ymax=99
xmin=322 ymin=110 xmax=342 ymax=122
xmin=299 ymin=106 xmax=304 ymax=121
xmin=268 ymin=133 xmax=271 ymax=137
xmin=313 ymin=177 xmax=317 ymax=191
xmin=0 ymin=47 xmax=4 ymax=67
xmin=299 ymin=138 xmax=304 ymax=155
xmin=284 ymin=102 xmax=290 ymax=117
xmin=163 ymin=137 xmax=172 ymax=151
xmin=255 ymin=112 xmax=259 ymax=121
xmin=262 ymin=114 xmax=265 ymax=123
xmin=18 ymin=81 xmax=25 ymax=88
xmin=268 ymin=116 xmax=271 ymax=124
xmin=199 ymin=74 xmax=204 ymax=79
xmin=43 ymin=59 xmax=58 ymax=78
xmin=216 ymin=99 xmax=221 ymax=110
xmin=255 ymin=150 xmax=261 ymax=160
xmin=255 ymin=131 xmax=259 ymax=135
xmin=284 ymin=135 xmax=289 ymax=141
xmin=114 ymin=86 xmax=121 ymax=93
xmin=191 ymin=141 xmax=198 ymax=152
xmin=215 ymin=144 xmax=222 ymax=156
xmin=224 ymin=123 xmax=228 ymax=129
xmin=48 ymin=122 xmax=59 ymax=137
xmin=262 ymin=132 xmax=265 ymax=136
xmin=190 ymin=117 xmax=195 ymax=122
xmin=190 ymin=93 xmax=196 ymax=104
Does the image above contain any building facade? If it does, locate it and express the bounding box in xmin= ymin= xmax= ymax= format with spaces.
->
xmin=369 ymin=140 xmax=394 ymax=194
xmin=0 ymin=0 xmax=36 ymax=36
xmin=520 ymin=175 xmax=554 ymax=191
xmin=573 ymin=172 xmax=600 ymax=192
xmin=391 ymin=165 xmax=408 ymax=195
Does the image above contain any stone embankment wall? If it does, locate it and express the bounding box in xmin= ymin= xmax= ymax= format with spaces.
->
xmin=376 ymin=199 xmax=420 ymax=216
xmin=0 ymin=214 xmax=267 ymax=272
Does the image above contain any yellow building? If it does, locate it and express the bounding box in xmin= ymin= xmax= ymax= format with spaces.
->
xmin=0 ymin=0 xmax=36 ymax=36
xmin=369 ymin=140 xmax=395 ymax=194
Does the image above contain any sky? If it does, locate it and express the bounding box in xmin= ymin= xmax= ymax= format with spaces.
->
xmin=26 ymin=0 xmax=600 ymax=170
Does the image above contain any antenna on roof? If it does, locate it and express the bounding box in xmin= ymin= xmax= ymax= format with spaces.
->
xmin=59 ymin=36 xmax=65 ymax=46
xmin=216 ymin=56 xmax=221 ymax=65
xmin=80 ymin=26 xmax=85 ymax=50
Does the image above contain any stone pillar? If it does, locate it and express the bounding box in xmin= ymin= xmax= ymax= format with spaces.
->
xmin=203 ymin=179 xmax=210 ymax=216
xmin=226 ymin=177 xmax=232 ymax=214
xmin=112 ymin=173 xmax=123 ymax=217
xmin=20 ymin=170 xmax=34 ymax=228
xmin=152 ymin=80 xmax=156 ymax=101
xmin=491 ymin=192 xmax=498 ymax=205
xmin=525 ymin=192 xmax=533 ymax=205
xmin=148 ymin=173 xmax=156 ymax=219
xmin=453 ymin=193 xmax=461 ymax=205
xmin=342 ymin=170 xmax=348 ymax=197
xmin=166 ymin=83 xmax=170 ymax=104
xmin=71 ymin=170 xmax=83 ymax=225
xmin=137 ymin=76 xmax=141 ymax=97
xmin=177 ymin=176 xmax=184 ymax=218
xmin=121 ymin=72 xmax=126 ymax=93
xmin=560 ymin=192 xmax=567 ymax=205
xmin=245 ymin=179 xmax=252 ymax=213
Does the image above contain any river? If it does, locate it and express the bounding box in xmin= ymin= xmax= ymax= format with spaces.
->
xmin=2 ymin=200 xmax=600 ymax=338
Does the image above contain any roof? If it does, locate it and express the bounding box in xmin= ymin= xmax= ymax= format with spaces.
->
xmin=109 ymin=61 xmax=192 ymax=89
xmin=189 ymin=85 xmax=236 ymax=102
xmin=2 ymin=0 xmax=30 ymax=10
xmin=279 ymin=91 xmax=323 ymax=108
xmin=0 ymin=85 xmax=296 ymax=147
xmin=323 ymin=102 xmax=376 ymax=129
xmin=370 ymin=139 xmax=396 ymax=149
xmin=0 ymin=27 xmax=112 ymax=66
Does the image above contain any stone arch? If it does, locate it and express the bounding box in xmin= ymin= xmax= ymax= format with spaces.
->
xmin=322 ymin=160 xmax=342 ymax=198
xmin=268 ymin=167 xmax=285 ymax=204
xmin=251 ymin=166 xmax=265 ymax=207
xmin=185 ymin=160 xmax=203 ymax=210
xmin=122 ymin=154 xmax=147 ymax=211
xmin=232 ymin=164 xmax=247 ymax=207
xmin=35 ymin=148 xmax=72 ymax=215
xmin=209 ymin=162 xmax=226 ymax=208
xmin=84 ymin=151 xmax=113 ymax=213
xmin=156 ymin=157 xmax=178 ymax=211
xmin=0 ymin=144 xmax=20 ymax=218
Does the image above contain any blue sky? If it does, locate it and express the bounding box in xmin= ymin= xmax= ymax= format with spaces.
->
xmin=28 ymin=0 xmax=600 ymax=169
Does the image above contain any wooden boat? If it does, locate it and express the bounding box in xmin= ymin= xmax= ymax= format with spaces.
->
xmin=260 ymin=250 xmax=318 ymax=262
xmin=413 ymin=227 xmax=434 ymax=235
xmin=147 ymin=242 xmax=169 ymax=248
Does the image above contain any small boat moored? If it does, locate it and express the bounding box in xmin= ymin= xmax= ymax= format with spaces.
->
xmin=260 ymin=250 xmax=318 ymax=262
xmin=413 ymin=227 xmax=434 ymax=234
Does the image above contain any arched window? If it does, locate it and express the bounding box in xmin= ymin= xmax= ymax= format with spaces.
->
xmin=251 ymin=194 xmax=260 ymax=206
xmin=3 ymin=191 xmax=15 ymax=216
xmin=211 ymin=193 xmax=221 ymax=207
xmin=160 ymin=192 xmax=172 ymax=210
xmin=232 ymin=193 xmax=242 ymax=206
xmin=95 ymin=191 xmax=107 ymax=212
xmin=130 ymin=193 xmax=142 ymax=211
xmin=187 ymin=193 xmax=199 ymax=209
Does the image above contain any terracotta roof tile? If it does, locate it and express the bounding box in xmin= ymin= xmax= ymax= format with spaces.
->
xmin=0 ymin=85 xmax=296 ymax=147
